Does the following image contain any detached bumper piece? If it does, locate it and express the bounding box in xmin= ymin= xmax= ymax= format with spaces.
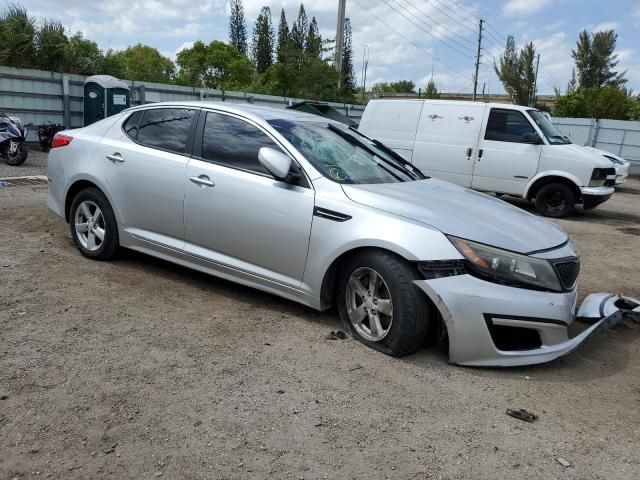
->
xmin=415 ymin=275 xmax=639 ymax=367
xmin=576 ymin=293 xmax=640 ymax=325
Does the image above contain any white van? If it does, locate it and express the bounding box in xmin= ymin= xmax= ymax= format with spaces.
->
xmin=358 ymin=100 xmax=617 ymax=217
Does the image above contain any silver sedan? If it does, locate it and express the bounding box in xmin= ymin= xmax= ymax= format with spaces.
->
xmin=46 ymin=102 xmax=633 ymax=366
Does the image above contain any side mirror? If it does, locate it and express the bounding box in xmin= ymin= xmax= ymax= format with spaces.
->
xmin=258 ymin=147 xmax=292 ymax=180
xmin=521 ymin=132 xmax=542 ymax=144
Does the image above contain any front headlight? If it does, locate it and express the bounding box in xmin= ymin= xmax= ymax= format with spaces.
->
xmin=448 ymin=236 xmax=562 ymax=292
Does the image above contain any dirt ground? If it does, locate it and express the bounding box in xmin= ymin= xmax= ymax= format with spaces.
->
xmin=1 ymin=169 xmax=639 ymax=479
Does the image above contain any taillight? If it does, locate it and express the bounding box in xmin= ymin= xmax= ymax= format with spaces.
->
xmin=51 ymin=134 xmax=73 ymax=149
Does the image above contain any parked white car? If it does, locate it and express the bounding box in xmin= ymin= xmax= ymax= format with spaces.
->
xmin=582 ymin=146 xmax=630 ymax=185
xmin=359 ymin=100 xmax=617 ymax=217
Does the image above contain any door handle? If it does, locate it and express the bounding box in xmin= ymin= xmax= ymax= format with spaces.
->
xmin=106 ymin=153 xmax=125 ymax=163
xmin=478 ymin=149 xmax=484 ymax=160
xmin=466 ymin=147 xmax=472 ymax=159
xmin=189 ymin=175 xmax=215 ymax=187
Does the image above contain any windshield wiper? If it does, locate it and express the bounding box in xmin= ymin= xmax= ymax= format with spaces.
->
xmin=348 ymin=126 xmax=427 ymax=179
xmin=327 ymin=124 xmax=419 ymax=181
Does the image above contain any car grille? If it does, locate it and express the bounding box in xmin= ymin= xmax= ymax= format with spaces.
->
xmin=554 ymin=260 xmax=580 ymax=289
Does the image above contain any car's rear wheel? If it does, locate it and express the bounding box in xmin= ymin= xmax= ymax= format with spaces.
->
xmin=337 ymin=250 xmax=431 ymax=357
xmin=70 ymin=188 xmax=119 ymax=260
xmin=534 ymin=183 xmax=576 ymax=218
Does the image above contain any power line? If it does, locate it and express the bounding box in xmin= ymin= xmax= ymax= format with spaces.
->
xmin=432 ymin=0 xmax=478 ymax=27
xmin=380 ymin=0 xmax=475 ymax=59
xmin=392 ymin=0 xmax=476 ymax=46
xmin=420 ymin=0 xmax=479 ymax=35
xmin=350 ymin=0 xmax=468 ymax=77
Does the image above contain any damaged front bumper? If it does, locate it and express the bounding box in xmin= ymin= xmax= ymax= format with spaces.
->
xmin=415 ymin=275 xmax=639 ymax=367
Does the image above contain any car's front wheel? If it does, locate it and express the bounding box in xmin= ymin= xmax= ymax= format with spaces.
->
xmin=70 ymin=188 xmax=119 ymax=260
xmin=336 ymin=250 xmax=431 ymax=357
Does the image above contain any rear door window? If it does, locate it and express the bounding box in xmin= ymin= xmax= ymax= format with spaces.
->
xmin=200 ymin=111 xmax=280 ymax=175
xmin=484 ymin=109 xmax=536 ymax=142
xmin=136 ymin=108 xmax=196 ymax=154
xmin=122 ymin=111 xmax=142 ymax=140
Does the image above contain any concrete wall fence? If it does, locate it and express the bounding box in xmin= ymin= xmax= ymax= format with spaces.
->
xmin=1 ymin=65 xmax=639 ymax=165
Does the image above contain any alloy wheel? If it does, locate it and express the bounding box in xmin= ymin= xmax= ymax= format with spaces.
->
xmin=346 ymin=267 xmax=394 ymax=342
xmin=74 ymin=200 xmax=105 ymax=251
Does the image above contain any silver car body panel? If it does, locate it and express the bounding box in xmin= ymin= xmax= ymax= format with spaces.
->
xmin=46 ymin=101 xmax=631 ymax=366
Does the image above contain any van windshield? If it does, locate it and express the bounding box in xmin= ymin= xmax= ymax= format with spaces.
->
xmin=528 ymin=110 xmax=571 ymax=145
xmin=267 ymin=119 xmax=422 ymax=184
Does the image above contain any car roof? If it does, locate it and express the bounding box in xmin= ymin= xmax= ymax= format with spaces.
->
xmin=370 ymin=98 xmax=536 ymax=112
xmin=125 ymin=101 xmax=342 ymax=124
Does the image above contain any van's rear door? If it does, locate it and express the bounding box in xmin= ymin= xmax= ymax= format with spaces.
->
xmin=358 ymin=100 xmax=423 ymax=161
xmin=412 ymin=102 xmax=487 ymax=188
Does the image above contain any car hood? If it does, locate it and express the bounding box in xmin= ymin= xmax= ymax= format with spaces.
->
xmin=582 ymin=146 xmax=629 ymax=165
xmin=342 ymin=179 xmax=568 ymax=254
xmin=547 ymin=144 xmax=612 ymax=168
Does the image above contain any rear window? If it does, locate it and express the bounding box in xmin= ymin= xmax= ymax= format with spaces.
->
xmin=122 ymin=111 xmax=142 ymax=140
xmin=136 ymin=108 xmax=196 ymax=154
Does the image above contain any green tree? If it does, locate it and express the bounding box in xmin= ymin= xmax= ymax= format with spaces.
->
xmin=276 ymin=8 xmax=290 ymax=63
xmin=424 ymin=79 xmax=440 ymax=99
xmin=494 ymin=36 xmax=537 ymax=106
xmin=105 ymin=44 xmax=175 ymax=83
xmin=290 ymin=4 xmax=308 ymax=52
xmin=340 ymin=18 xmax=356 ymax=95
xmin=0 ymin=4 xmax=36 ymax=68
xmin=252 ymin=6 xmax=274 ymax=74
xmin=35 ymin=20 xmax=69 ymax=71
xmin=371 ymin=80 xmax=416 ymax=94
xmin=229 ymin=0 xmax=248 ymax=56
xmin=554 ymin=85 xmax=631 ymax=120
xmin=572 ymin=29 xmax=626 ymax=88
xmin=175 ymin=40 xmax=209 ymax=86
xmin=65 ymin=33 xmax=104 ymax=75
xmin=305 ymin=16 xmax=322 ymax=59
xmin=176 ymin=40 xmax=252 ymax=92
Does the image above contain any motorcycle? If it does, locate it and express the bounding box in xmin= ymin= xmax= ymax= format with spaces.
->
xmin=0 ymin=113 xmax=29 ymax=166
xmin=37 ymin=122 xmax=65 ymax=152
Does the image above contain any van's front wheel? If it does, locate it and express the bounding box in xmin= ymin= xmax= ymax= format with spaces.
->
xmin=534 ymin=183 xmax=575 ymax=218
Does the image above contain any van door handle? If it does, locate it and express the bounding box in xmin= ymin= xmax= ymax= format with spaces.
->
xmin=106 ymin=153 xmax=125 ymax=163
xmin=466 ymin=148 xmax=472 ymax=158
xmin=478 ymin=149 xmax=484 ymax=160
xmin=189 ymin=175 xmax=215 ymax=187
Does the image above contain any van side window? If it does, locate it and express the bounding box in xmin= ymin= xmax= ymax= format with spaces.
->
xmin=485 ymin=109 xmax=536 ymax=143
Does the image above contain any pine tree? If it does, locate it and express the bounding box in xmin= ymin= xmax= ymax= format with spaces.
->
xmin=252 ymin=6 xmax=274 ymax=74
xmin=340 ymin=18 xmax=356 ymax=95
xmin=276 ymin=8 xmax=289 ymax=63
xmin=494 ymin=36 xmax=537 ymax=106
xmin=290 ymin=4 xmax=308 ymax=52
xmin=229 ymin=0 xmax=248 ymax=57
xmin=572 ymin=29 xmax=626 ymax=88
xmin=424 ymin=80 xmax=440 ymax=99
xmin=305 ymin=16 xmax=322 ymax=59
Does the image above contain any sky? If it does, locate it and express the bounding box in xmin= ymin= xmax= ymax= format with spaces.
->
xmin=17 ymin=0 xmax=640 ymax=94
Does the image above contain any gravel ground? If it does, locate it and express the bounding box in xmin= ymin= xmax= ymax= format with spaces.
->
xmin=0 ymin=147 xmax=48 ymax=179
xmin=0 ymin=174 xmax=639 ymax=479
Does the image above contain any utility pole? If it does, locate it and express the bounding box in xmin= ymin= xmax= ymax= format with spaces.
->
xmin=430 ymin=57 xmax=436 ymax=82
xmin=472 ymin=19 xmax=484 ymax=101
xmin=361 ymin=44 xmax=369 ymax=102
xmin=531 ymin=53 xmax=540 ymax=106
xmin=335 ymin=0 xmax=347 ymax=88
